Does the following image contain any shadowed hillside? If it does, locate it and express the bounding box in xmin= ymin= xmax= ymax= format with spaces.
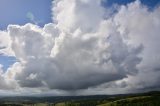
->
xmin=0 ymin=91 xmax=159 ymax=106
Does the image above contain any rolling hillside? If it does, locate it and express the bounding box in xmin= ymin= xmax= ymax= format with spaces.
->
xmin=0 ymin=91 xmax=159 ymax=106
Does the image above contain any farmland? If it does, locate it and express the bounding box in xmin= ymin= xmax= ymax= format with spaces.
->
xmin=0 ymin=91 xmax=160 ymax=106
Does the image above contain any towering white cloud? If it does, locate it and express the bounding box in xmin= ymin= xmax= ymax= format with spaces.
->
xmin=0 ymin=0 xmax=160 ymax=95
xmin=113 ymin=1 xmax=160 ymax=92
xmin=53 ymin=0 xmax=104 ymax=33
xmin=0 ymin=31 xmax=14 ymax=56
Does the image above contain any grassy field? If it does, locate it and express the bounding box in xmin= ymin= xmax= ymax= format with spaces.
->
xmin=98 ymin=95 xmax=160 ymax=106
xmin=0 ymin=91 xmax=160 ymax=106
xmin=55 ymin=103 xmax=66 ymax=106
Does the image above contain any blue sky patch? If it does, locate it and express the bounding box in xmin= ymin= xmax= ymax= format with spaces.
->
xmin=0 ymin=55 xmax=17 ymax=71
xmin=0 ymin=0 xmax=52 ymax=30
xmin=102 ymin=0 xmax=160 ymax=9
xmin=0 ymin=0 xmax=160 ymax=30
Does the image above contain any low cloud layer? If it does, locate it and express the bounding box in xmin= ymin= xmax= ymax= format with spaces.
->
xmin=0 ymin=0 xmax=160 ymax=95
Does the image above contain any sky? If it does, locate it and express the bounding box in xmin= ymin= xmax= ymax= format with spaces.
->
xmin=0 ymin=0 xmax=52 ymax=30
xmin=0 ymin=0 xmax=160 ymax=96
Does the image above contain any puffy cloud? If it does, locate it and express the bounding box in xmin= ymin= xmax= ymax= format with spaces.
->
xmin=9 ymin=21 xmax=139 ymax=90
xmin=0 ymin=31 xmax=14 ymax=56
xmin=53 ymin=0 xmax=104 ymax=33
xmin=8 ymin=24 xmax=54 ymax=61
xmin=0 ymin=64 xmax=15 ymax=90
xmin=10 ymin=0 xmax=141 ymax=91
xmin=0 ymin=0 xmax=159 ymax=95
xmin=112 ymin=1 xmax=160 ymax=92
xmin=0 ymin=64 xmax=8 ymax=89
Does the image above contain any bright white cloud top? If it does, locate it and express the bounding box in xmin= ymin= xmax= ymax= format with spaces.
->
xmin=0 ymin=0 xmax=160 ymax=95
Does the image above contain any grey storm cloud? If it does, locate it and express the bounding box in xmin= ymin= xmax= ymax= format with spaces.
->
xmin=0 ymin=0 xmax=160 ymax=95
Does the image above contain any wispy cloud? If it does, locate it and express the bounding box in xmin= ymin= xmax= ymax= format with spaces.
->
xmin=26 ymin=12 xmax=42 ymax=25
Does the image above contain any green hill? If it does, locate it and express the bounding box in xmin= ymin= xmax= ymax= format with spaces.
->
xmin=0 ymin=91 xmax=160 ymax=106
xmin=98 ymin=93 xmax=160 ymax=106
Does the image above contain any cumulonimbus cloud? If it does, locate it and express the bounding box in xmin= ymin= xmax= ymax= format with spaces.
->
xmin=0 ymin=0 xmax=160 ymax=95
